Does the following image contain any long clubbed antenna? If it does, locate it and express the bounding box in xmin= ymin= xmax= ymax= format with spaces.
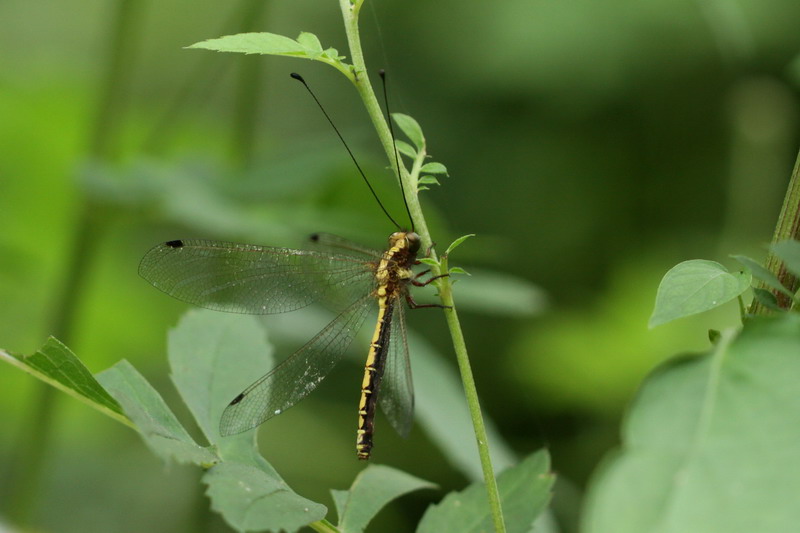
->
xmin=379 ymin=69 xmax=415 ymax=232
xmin=290 ymin=72 xmax=401 ymax=230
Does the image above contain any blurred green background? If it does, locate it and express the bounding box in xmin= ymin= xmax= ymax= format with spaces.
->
xmin=1 ymin=0 xmax=799 ymax=531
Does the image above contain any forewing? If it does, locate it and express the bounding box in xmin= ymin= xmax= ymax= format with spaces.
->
xmin=139 ymin=239 xmax=374 ymax=314
xmin=219 ymin=294 xmax=373 ymax=436
xmin=379 ymin=301 xmax=414 ymax=438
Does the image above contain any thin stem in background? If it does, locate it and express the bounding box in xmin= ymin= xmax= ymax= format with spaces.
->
xmin=5 ymin=0 xmax=143 ymax=525
xmin=338 ymin=2 xmax=508 ymax=531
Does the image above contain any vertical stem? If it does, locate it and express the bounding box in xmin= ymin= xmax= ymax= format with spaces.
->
xmin=749 ymin=147 xmax=800 ymax=314
xmin=4 ymin=0 xmax=142 ymax=525
xmin=339 ymin=2 xmax=507 ymax=531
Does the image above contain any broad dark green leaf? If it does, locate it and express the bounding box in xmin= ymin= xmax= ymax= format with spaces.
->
xmin=771 ymin=240 xmax=800 ymax=278
xmin=97 ymin=360 xmax=218 ymax=466
xmin=649 ymin=260 xmax=750 ymax=327
xmin=751 ymin=288 xmax=782 ymax=311
xmin=392 ymin=113 xmax=424 ymax=150
xmin=335 ymin=465 xmax=435 ymax=533
xmin=0 ymin=337 xmax=124 ymax=421
xmin=731 ymin=255 xmax=794 ymax=298
xmin=583 ymin=315 xmax=800 ymax=533
xmin=417 ymin=450 xmax=554 ymax=533
xmin=204 ymin=461 xmax=326 ymax=533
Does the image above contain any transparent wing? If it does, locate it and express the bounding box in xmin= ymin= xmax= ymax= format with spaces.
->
xmin=379 ymin=300 xmax=414 ymax=438
xmin=308 ymin=232 xmax=383 ymax=259
xmin=219 ymin=294 xmax=373 ymax=436
xmin=139 ymin=239 xmax=375 ymax=314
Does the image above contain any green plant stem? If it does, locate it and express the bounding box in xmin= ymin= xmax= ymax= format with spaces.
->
xmin=749 ymin=147 xmax=800 ymax=315
xmin=339 ymin=3 xmax=507 ymax=532
xmin=309 ymin=519 xmax=340 ymax=533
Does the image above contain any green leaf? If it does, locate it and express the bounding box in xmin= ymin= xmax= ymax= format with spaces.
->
xmin=0 ymin=337 xmax=125 ymax=422
xmin=96 ymin=360 xmax=218 ymax=466
xmin=204 ymin=461 xmax=327 ymax=533
xmin=418 ymin=257 xmax=440 ymax=267
xmin=418 ymin=175 xmax=440 ymax=186
xmin=771 ymin=239 xmax=800 ymax=278
xmin=582 ymin=315 xmax=800 ymax=533
xmin=752 ymin=287 xmax=783 ymax=311
xmin=448 ymin=266 xmax=470 ymax=276
xmin=336 ymin=465 xmax=435 ymax=533
xmin=420 ymin=162 xmax=448 ymax=175
xmin=296 ymin=31 xmax=323 ymax=55
xmin=731 ymin=255 xmax=794 ymax=298
xmin=392 ymin=113 xmax=424 ymax=150
xmin=417 ymin=450 xmax=554 ymax=533
xmin=649 ymin=260 xmax=751 ymax=328
xmin=167 ymin=310 xmax=275 ymax=452
xmin=445 ymin=234 xmax=476 ymax=256
xmin=395 ymin=140 xmax=417 ymax=158
xmin=189 ymin=32 xmax=308 ymax=56
xmin=452 ymin=268 xmax=547 ymax=317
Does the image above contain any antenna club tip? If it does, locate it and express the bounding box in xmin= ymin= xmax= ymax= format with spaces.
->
xmin=290 ymin=72 xmax=305 ymax=82
xmin=379 ymin=69 xmax=386 ymax=78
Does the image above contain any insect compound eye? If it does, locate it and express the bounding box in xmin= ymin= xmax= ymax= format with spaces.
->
xmin=406 ymin=233 xmax=421 ymax=254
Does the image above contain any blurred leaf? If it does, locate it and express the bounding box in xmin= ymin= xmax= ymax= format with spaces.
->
xmin=454 ymin=268 xmax=546 ymax=317
xmin=204 ymin=461 xmax=327 ymax=533
xmin=418 ymin=175 xmax=440 ymax=187
xmin=418 ymin=257 xmax=439 ymax=267
xmin=448 ymin=266 xmax=470 ymax=276
xmin=771 ymin=239 xmax=800 ymax=278
xmin=649 ymin=260 xmax=750 ymax=327
xmin=0 ymin=337 xmax=125 ymax=422
xmin=731 ymin=255 xmax=794 ymax=298
xmin=97 ymin=360 xmax=218 ymax=466
xmin=395 ymin=140 xmax=417 ymax=158
xmin=335 ymin=465 xmax=435 ymax=533
xmin=582 ymin=315 xmax=800 ymax=533
xmin=392 ymin=113 xmax=424 ymax=150
xmin=445 ymin=234 xmax=476 ymax=256
xmin=751 ymin=288 xmax=782 ymax=311
xmin=417 ymin=450 xmax=554 ymax=533
xmin=420 ymin=162 xmax=448 ymax=175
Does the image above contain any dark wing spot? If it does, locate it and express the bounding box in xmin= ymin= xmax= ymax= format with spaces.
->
xmin=165 ymin=240 xmax=184 ymax=248
xmin=229 ymin=392 xmax=245 ymax=406
xmin=309 ymin=233 xmax=320 ymax=242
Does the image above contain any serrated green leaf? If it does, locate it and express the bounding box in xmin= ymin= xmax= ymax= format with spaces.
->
xmin=418 ymin=175 xmax=440 ymax=186
xmin=322 ymin=47 xmax=344 ymax=62
xmin=296 ymin=31 xmax=323 ymax=54
xmin=420 ymin=162 xmax=448 ymax=175
xmin=97 ymin=360 xmax=218 ymax=466
xmin=445 ymin=234 xmax=476 ymax=256
xmin=649 ymin=260 xmax=751 ymax=328
xmin=188 ymin=32 xmax=308 ymax=56
xmin=392 ymin=113 xmax=424 ymax=150
xmin=168 ymin=310 xmax=274 ymax=453
xmin=395 ymin=140 xmax=417 ymax=158
xmin=204 ymin=461 xmax=327 ymax=533
xmin=0 ymin=337 xmax=125 ymax=421
xmin=417 ymin=450 xmax=554 ymax=533
xmin=583 ymin=316 xmax=800 ymax=533
xmin=771 ymin=240 xmax=800 ymax=278
xmin=336 ymin=465 xmax=435 ymax=533
xmin=752 ymin=287 xmax=783 ymax=311
xmin=731 ymin=255 xmax=795 ymax=298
